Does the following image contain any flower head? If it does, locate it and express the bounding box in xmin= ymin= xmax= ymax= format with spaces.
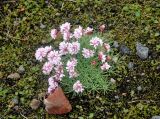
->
xmin=35 ymin=47 xmax=47 ymax=62
xmin=84 ymin=27 xmax=93 ymax=35
xmin=42 ymin=62 xmax=53 ymax=75
xmin=48 ymin=84 xmax=58 ymax=94
xmin=59 ymin=41 xmax=69 ymax=55
xmin=50 ymin=29 xmax=58 ymax=39
xmin=90 ymin=37 xmax=103 ymax=49
xmin=101 ymin=62 xmax=111 ymax=71
xmin=66 ymin=58 xmax=77 ymax=72
xmin=47 ymin=50 xmax=61 ymax=65
xmin=63 ymin=31 xmax=72 ymax=41
xmin=73 ymin=80 xmax=84 ymax=93
xmin=60 ymin=22 xmax=71 ymax=34
xmin=99 ymin=24 xmax=105 ymax=32
xmin=53 ymin=64 xmax=65 ymax=81
xmin=73 ymin=26 xmax=83 ymax=39
xmin=68 ymin=41 xmax=80 ymax=55
xmin=82 ymin=48 xmax=95 ymax=58
xmin=98 ymin=52 xmax=106 ymax=63
xmin=104 ymin=43 xmax=110 ymax=52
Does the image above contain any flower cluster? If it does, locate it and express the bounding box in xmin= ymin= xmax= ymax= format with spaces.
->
xmin=35 ymin=22 xmax=112 ymax=94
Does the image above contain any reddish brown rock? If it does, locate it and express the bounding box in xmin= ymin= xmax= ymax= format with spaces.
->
xmin=44 ymin=87 xmax=72 ymax=114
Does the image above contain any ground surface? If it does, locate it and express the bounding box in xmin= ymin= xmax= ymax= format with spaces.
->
xmin=0 ymin=0 xmax=160 ymax=119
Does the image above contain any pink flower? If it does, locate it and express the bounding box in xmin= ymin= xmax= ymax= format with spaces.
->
xmin=53 ymin=65 xmax=65 ymax=81
xmin=50 ymin=29 xmax=58 ymax=39
xmin=35 ymin=47 xmax=47 ymax=62
xmin=60 ymin=22 xmax=71 ymax=34
xmin=99 ymin=24 xmax=105 ymax=32
xmin=90 ymin=37 xmax=103 ymax=49
xmin=59 ymin=41 xmax=69 ymax=55
xmin=69 ymin=71 xmax=79 ymax=78
xmin=48 ymin=84 xmax=58 ymax=94
xmin=47 ymin=50 xmax=61 ymax=65
xmin=68 ymin=41 xmax=80 ymax=55
xmin=63 ymin=31 xmax=72 ymax=41
xmin=91 ymin=60 xmax=97 ymax=65
xmin=44 ymin=46 xmax=52 ymax=53
xmin=84 ymin=27 xmax=93 ymax=35
xmin=73 ymin=26 xmax=83 ymax=39
xmin=42 ymin=62 xmax=53 ymax=75
xmin=101 ymin=62 xmax=111 ymax=71
xmin=104 ymin=43 xmax=110 ymax=52
xmin=98 ymin=52 xmax=106 ymax=63
xmin=48 ymin=77 xmax=58 ymax=86
xmin=82 ymin=48 xmax=95 ymax=58
xmin=73 ymin=80 xmax=84 ymax=93
xmin=66 ymin=58 xmax=77 ymax=72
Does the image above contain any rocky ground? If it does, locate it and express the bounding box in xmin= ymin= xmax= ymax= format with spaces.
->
xmin=0 ymin=0 xmax=160 ymax=118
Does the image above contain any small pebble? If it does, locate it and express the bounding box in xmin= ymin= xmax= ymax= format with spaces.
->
xmin=128 ymin=62 xmax=134 ymax=69
xmin=18 ymin=65 xmax=25 ymax=74
xmin=40 ymin=23 xmax=46 ymax=29
xmin=113 ymin=41 xmax=119 ymax=48
xmin=7 ymin=73 xmax=20 ymax=79
xmin=136 ymin=42 xmax=149 ymax=60
xmin=12 ymin=97 xmax=19 ymax=105
xmin=30 ymin=99 xmax=40 ymax=110
xmin=120 ymin=44 xmax=130 ymax=55
xmin=110 ymin=78 xmax=116 ymax=84
xmin=115 ymin=95 xmax=119 ymax=99
xmin=137 ymin=86 xmax=142 ymax=91
xmin=151 ymin=116 xmax=160 ymax=119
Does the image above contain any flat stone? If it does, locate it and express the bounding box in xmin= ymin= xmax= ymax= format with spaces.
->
xmin=12 ymin=97 xmax=19 ymax=105
xmin=7 ymin=73 xmax=20 ymax=79
xmin=40 ymin=23 xmax=46 ymax=29
xmin=18 ymin=65 xmax=25 ymax=74
xmin=113 ymin=41 xmax=119 ymax=48
xmin=151 ymin=116 xmax=160 ymax=119
xmin=44 ymin=87 xmax=72 ymax=114
xmin=137 ymin=86 xmax=142 ymax=91
xmin=136 ymin=42 xmax=149 ymax=60
xmin=120 ymin=44 xmax=130 ymax=55
xmin=30 ymin=99 xmax=41 ymax=110
xmin=128 ymin=62 xmax=134 ymax=69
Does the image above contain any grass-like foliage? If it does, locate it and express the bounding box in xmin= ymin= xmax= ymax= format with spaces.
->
xmin=61 ymin=35 xmax=114 ymax=94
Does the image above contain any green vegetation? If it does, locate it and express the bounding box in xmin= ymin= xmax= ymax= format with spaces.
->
xmin=0 ymin=0 xmax=160 ymax=118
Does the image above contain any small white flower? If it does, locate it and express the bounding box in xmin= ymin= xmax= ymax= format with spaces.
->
xmin=101 ymin=62 xmax=111 ymax=71
xmin=73 ymin=80 xmax=84 ymax=93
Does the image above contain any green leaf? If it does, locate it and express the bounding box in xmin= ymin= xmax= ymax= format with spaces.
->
xmin=135 ymin=10 xmax=141 ymax=18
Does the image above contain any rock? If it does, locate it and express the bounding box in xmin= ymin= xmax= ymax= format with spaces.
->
xmin=18 ymin=65 xmax=25 ymax=74
xmin=30 ymin=99 xmax=41 ymax=110
xmin=7 ymin=73 xmax=20 ymax=79
xmin=110 ymin=78 xmax=116 ymax=84
xmin=151 ymin=116 xmax=160 ymax=119
xmin=128 ymin=62 xmax=134 ymax=69
xmin=115 ymin=95 xmax=119 ymax=99
xmin=157 ymin=65 xmax=160 ymax=72
xmin=13 ymin=106 xmax=19 ymax=111
xmin=12 ymin=97 xmax=19 ymax=105
xmin=136 ymin=42 xmax=149 ymax=60
xmin=137 ymin=86 xmax=142 ymax=91
xmin=44 ymin=87 xmax=72 ymax=114
xmin=120 ymin=44 xmax=130 ymax=55
xmin=40 ymin=23 xmax=46 ymax=29
xmin=113 ymin=41 xmax=119 ymax=48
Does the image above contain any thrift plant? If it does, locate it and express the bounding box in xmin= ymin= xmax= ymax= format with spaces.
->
xmin=35 ymin=22 xmax=116 ymax=95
